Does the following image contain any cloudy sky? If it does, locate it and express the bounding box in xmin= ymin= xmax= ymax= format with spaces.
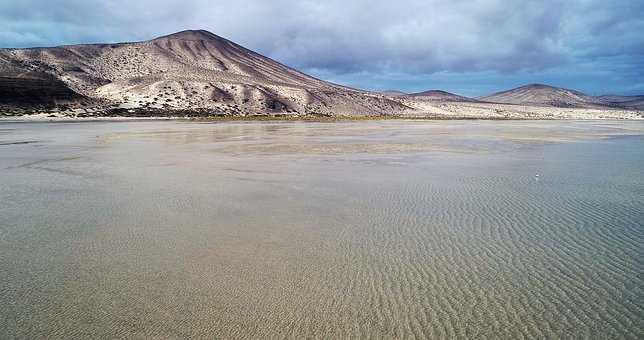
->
xmin=2 ymin=0 xmax=643 ymax=96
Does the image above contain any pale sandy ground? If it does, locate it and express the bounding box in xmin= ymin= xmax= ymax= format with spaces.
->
xmin=3 ymin=101 xmax=642 ymax=121
xmin=397 ymin=100 xmax=643 ymax=119
xmin=0 ymin=112 xmax=180 ymax=121
xmin=1 ymin=120 xmax=643 ymax=339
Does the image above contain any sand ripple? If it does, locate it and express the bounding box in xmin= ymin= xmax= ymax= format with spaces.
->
xmin=0 ymin=120 xmax=642 ymax=339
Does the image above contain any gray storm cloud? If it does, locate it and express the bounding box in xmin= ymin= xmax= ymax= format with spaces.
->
xmin=1 ymin=0 xmax=643 ymax=95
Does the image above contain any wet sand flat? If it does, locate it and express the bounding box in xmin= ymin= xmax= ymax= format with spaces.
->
xmin=1 ymin=120 xmax=643 ymax=338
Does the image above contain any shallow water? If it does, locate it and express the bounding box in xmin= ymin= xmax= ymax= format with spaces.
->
xmin=1 ymin=120 xmax=643 ymax=339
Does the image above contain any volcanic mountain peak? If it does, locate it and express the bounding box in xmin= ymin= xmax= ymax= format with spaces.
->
xmin=522 ymin=83 xmax=558 ymax=89
xmin=0 ymin=29 xmax=411 ymax=116
xmin=156 ymin=29 xmax=224 ymax=41
xmin=499 ymin=83 xmax=582 ymax=95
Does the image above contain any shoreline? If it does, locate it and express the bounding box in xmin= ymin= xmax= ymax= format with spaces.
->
xmin=2 ymin=113 xmax=643 ymax=123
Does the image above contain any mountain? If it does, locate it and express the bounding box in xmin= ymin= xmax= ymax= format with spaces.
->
xmin=379 ymin=90 xmax=407 ymax=97
xmin=596 ymin=95 xmax=642 ymax=103
xmin=408 ymin=90 xmax=479 ymax=102
xmin=0 ymin=71 xmax=85 ymax=105
xmin=616 ymin=98 xmax=644 ymax=110
xmin=0 ymin=31 xmax=641 ymax=119
xmin=596 ymin=95 xmax=644 ymax=110
xmin=480 ymin=84 xmax=606 ymax=108
xmin=0 ymin=30 xmax=408 ymax=116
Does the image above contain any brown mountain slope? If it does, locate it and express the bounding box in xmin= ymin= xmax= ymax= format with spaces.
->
xmin=0 ymin=72 xmax=84 ymax=105
xmin=480 ymin=84 xmax=606 ymax=108
xmin=617 ymin=98 xmax=644 ymax=110
xmin=0 ymin=52 xmax=88 ymax=109
xmin=0 ymin=30 xmax=408 ymax=116
xmin=596 ymin=95 xmax=644 ymax=110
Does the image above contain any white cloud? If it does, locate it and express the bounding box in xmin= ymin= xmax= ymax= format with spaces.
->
xmin=1 ymin=0 xmax=642 ymax=94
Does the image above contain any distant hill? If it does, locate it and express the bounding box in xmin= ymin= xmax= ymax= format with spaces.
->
xmin=617 ymin=98 xmax=644 ymax=110
xmin=480 ymin=84 xmax=606 ymax=108
xmin=596 ymin=95 xmax=644 ymax=110
xmin=380 ymin=90 xmax=407 ymax=97
xmin=408 ymin=90 xmax=479 ymax=102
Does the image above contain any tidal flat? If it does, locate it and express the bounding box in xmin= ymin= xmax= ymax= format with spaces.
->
xmin=1 ymin=120 xmax=643 ymax=338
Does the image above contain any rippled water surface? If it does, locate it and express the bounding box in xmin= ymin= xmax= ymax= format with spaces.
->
xmin=1 ymin=120 xmax=643 ymax=339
